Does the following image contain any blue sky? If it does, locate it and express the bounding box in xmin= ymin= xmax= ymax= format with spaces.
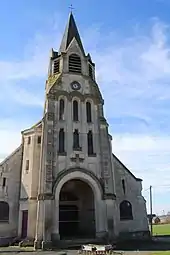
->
xmin=0 ymin=0 xmax=170 ymax=215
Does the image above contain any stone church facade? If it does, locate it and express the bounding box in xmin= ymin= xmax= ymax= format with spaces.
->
xmin=0 ymin=13 xmax=149 ymax=248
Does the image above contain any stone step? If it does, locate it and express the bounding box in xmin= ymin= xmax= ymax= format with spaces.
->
xmin=53 ymin=238 xmax=102 ymax=249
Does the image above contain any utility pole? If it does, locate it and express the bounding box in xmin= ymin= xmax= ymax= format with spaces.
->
xmin=150 ymin=185 xmax=153 ymax=237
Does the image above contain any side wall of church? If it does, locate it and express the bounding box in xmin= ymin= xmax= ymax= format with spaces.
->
xmin=113 ymin=155 xmax=149 ymax=235
xmin=20 ymin=129 xmax=42 ymax=199
xmin=18 ymin=126 xmax=42 ymax=239
xmin=0 ymin=146 xmax=22 ymax=240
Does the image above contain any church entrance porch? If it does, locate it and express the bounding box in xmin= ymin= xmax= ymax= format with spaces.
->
xmin=52 ymin=169 xmax=108 ymax=243
xmin=59 ymin=179 xmax=95 ymax=240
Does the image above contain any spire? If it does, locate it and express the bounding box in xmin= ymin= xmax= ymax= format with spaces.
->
xmin=59 ymin=13 xmax=85 ymax=55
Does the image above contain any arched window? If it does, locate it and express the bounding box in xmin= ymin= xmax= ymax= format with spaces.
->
xmin=59 ymin=128 xmax=65 ymax=153
xmin=120 ymin=200 xmax=133 ymax=221
xmin=73 ymin=100 xmax=79 ymax=121
xmin=86 ymin=102 xmax=92 ymax=123
xmin=59 ymin=99 xmax=65 ymax=120
xmin=69 ymin=54 xmax=81 ymax=73
xmin=122 ymin=179 xmax=126 ymax=194
xmin=73 ymin=129 xmax=80 ymax=150
xmin=0 ymin=201 xmax=9 ymax=222
xmin=28 ymin=136 xmax=31 ymax=145
xmin=87 ymin=130 xmax=94 ymax=155
xmin=37 ymin=136 xmax=41 ymax=144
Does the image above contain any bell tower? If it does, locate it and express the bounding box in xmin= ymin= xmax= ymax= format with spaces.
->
xmin=34 ymin=13 xmax=117 ymax=249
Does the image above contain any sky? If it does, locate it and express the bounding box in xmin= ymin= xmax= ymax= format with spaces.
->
xmin=0 ymin=0 xmax=170 ymax=215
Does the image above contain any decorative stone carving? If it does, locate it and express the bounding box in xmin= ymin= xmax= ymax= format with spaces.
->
xmin=47 ymin=112 xmax=54 ymax=121
xmin=38 ymin=193 xmax=54 ymax=200
xmin=70 ymin=154 xmax=84 ymax=165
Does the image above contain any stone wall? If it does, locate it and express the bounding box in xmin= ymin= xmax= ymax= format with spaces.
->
xmin=113 ymin=154 xmax=149 ymax=236
xmin=19 ymin=123 xmax=42 ymax=239
xmin=0 ymin=145 xmax=22 ymax=239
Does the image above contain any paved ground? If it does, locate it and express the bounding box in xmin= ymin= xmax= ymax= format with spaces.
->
xmin=0 ymin=247 xmax=154 ymax=255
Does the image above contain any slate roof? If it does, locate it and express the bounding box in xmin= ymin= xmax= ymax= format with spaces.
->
xmin=59 ymin=12 xmax=85 ymax=55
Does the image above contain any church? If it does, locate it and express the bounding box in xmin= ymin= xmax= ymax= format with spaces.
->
xmin=0 ymin=13 xmax=149 ymax=248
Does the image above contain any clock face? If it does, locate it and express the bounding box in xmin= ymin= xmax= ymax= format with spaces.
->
xmin=71 ymin=82 xmax=81 ymax=91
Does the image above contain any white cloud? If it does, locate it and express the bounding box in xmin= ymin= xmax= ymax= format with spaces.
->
xmin=89 ymin=19 xmax=170 ymax=214
xmin=112 ymin=135 xmax=170 ymax=179
xmin=112 ymin=134 xmax=170 ymax=214
xmin=0 ymin=118 xmax=40 ymax=162
xmin=0 ymin=22 xmax=63 ymax=107
xmin=0 ymin=130 xmax=21 ymax=160
xmin=7 ymin=86 xmax=44 ymax=107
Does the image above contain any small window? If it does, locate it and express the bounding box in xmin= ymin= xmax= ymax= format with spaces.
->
xmin=89 ymin=64 xmax=93 ymax=79
xmin=122 ymin=179 xmax=125 ymax=194
xmin=86 ymin=102 xmax=92 ymax=123
xmin=73 ymin=100 xmax=79 ymax=121
xmin=69 ymin=54 xmax=81 ymax=73
xmin=2 ymin=178 xmax=6 ymax=188
xmin=59 ymin=99 xmax=65 ymax=120
xmin=28 ymin=136 xmax=31 ymax=145
xmin=26 ymin=160 xmax=29 ymax=171
xmin=87 ymin=130 xmax=94 ymax=155
xmin=59 ymin=129 xmax=65 ymax=153
xmin=120 ymin=200 xmax=133 ymax=221
xmin=0 ymin=201 xmax=9 ymax=222
xmin=53 ymin=60 xmax=60 ymax=74
xmin=73 ymin=129 xmax=80 ymax=150
xmin=37 ymin=136 xmax=41 ymax=144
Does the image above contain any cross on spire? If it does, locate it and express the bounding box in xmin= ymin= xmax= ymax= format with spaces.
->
xmin=69 ymin=4 xmax=74 ymax=13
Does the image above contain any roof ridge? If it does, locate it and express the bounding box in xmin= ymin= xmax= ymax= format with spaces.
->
xmin=0 ymin=145 xmax=22 ymax=166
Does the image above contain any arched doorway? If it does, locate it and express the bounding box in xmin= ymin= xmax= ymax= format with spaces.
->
xmin=59 ymin=179 xmax=95 ymax=239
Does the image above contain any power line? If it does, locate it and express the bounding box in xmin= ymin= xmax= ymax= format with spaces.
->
xmin=143 ymin=185 xmax=170 ymax=191
xmin=143 ymin=187 xmax=150 ymax=192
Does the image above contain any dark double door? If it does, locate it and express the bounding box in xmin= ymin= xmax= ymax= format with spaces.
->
xmin=59 ymin=204 xmax=79 ymax=239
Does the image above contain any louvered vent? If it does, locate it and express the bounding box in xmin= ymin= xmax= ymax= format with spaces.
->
xmin=53 ymin=60 xmax=60 ymax=74
xmin=89 ymin=64 xmax=93 ymax=79
xmin=69 ymin=54 xmax=81 ymax=73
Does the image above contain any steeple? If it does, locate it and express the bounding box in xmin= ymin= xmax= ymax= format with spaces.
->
xmin=59 ymin=12 xmax=85 ymax=55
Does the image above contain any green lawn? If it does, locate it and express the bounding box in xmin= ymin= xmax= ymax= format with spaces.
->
xmin=152 ymin=223 xmax=170 ymax=235
xmin=151 ymin=253 xmax=170 ymax=255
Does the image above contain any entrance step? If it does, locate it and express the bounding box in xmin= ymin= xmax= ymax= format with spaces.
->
xmin=53 ymin=238 xmax=106 ymax=249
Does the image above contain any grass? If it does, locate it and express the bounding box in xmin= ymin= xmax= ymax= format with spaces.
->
xmin=152 ymin=223 xmax=170 ymax=236
xmin=151 ymin=253 xmax=170 ymax=255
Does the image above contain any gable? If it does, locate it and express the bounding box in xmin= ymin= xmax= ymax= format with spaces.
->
xmin=0 ymin=145 xmax=22 ymax=168
xmin=21 ymin=120 xmax=42 ymax=135
xmin=112 ymin=153 xmax=142 ymax=182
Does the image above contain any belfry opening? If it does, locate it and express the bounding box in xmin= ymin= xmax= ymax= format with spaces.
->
xmin=59 ymin=179 xmax=95 ymax=239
